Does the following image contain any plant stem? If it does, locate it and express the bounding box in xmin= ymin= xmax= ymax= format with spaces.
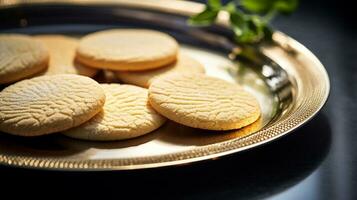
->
xmin=263 ymin=9 xmax=277 ymax=23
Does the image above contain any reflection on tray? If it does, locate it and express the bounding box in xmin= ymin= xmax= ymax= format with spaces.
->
xmin=0 ymin=117 xmax=262 ymax=158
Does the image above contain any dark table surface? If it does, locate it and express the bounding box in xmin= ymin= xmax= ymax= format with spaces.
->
xmin=1 ymin=0 xmax=356 ymax=199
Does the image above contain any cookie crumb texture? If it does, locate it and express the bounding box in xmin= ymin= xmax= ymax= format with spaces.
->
xmin=0 ymin=34 xmax=49 ymax=84
xmin=64 ymin=84 xmax=166 ymax=141
xmin=0 ymin=74 xmax=105 ymax=136
xmin=149 ymin=74 xmax=261 ymax=130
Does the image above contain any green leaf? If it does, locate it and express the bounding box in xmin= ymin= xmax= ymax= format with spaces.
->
xmin=251 ymin=16 xmax=266 ymax=39
xmin=232 ymin=15 xmax=268 ymax=43
xmin=242 ymin=18 xmax=262 ymax=42
xmin=207 ymin=0 xmax=222 ymax=10
xmin=241 ymin=0 xmax=298 ymax=14
xmin=187 ymin=0 xmax=296 ymax=44
xmin=224 ymin=1 xmax=236 ymax=14
xmin=274 ymin=0 xmax=298 ymax=14
xmin=230 ymin=11 xmax=245 ymax=36
xmin=241 ymin=0 xmax=273 ymax=13
xmin=188 ymin=8 xmax=219 ymax=26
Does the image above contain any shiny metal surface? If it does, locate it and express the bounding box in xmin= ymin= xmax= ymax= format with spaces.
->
xmin=0 ymin=0 xmax=329 ymax=170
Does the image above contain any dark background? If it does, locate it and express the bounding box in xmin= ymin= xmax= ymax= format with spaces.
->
xmin=0 ymin=0 xmax=356 ymax=199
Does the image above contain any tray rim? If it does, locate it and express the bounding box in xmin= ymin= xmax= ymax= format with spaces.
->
xmin=0 ymin=0 xmax=330 ymax=171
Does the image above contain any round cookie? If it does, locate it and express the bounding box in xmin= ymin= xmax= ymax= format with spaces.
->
xmin=116 ymin=54 xmax=205 ymax=88
xmin=0 ymin=74 xmax=105 ymax=136
xmin=63 ymin=84 xmax=166 ymax=141
xmin=0 ymin=34 xmax=49 ymax=84
xmin=76 ymin=29 xmax=179 ymax=71
xmin=35 ymin=35 xmax=98 ymax=77
xmin=148 ymin=74 xmax=261 ymax=130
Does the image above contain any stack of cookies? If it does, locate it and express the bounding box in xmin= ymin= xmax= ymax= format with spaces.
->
xmin=0 ymin=29 xmax=261 ymax=141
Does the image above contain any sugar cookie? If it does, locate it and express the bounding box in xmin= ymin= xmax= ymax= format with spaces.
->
xmin=116 ymin=54 xmax=205 ymax=88
xmin=35 ymin=35 xmax=98 ymax=77
xmin=76 ymin=29 xmax=178 ymax=71
xmin=0 ymin=74 xmax=105 ymax=136
xmin=148 ymin=74 xmax=261 ymax=130
xmin=63 ymin=84 xmax=166 ymax=141
xmin=0 ymin=34 xmax=49 ymax=84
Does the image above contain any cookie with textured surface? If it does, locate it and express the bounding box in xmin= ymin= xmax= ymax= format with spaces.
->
xmin=148 ymin=73 xmax=261 ymax=130
xmin=0 ymin=74 xmax=105 ymax=136
xmin=63 ymin=84 xmax=166 ymax=141
xmin=0 ymin=34 xmax=49 ymax=84
xmin=76 ymin=29 xmax=178 ymax=71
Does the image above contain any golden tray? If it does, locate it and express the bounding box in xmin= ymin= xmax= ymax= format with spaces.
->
xmin=0 ymin=0 xmax=330 ymax=170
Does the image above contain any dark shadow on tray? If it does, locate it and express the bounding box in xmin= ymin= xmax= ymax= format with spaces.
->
xmin=157 ymin=117 xmax=263 ymax=146
xmin=0 ymin=126 xmax=162 ymax=157
xmin=0 ymin=132 xmax=80 ymax=157
xmin=57 ymin=116 xmax=262 ymax=151
xmin=92 ymin=70 xmax=121 ymax=84
xmin=0 ymin=113 xmax=331 ymax=200
xmin=57 ymin=127 xmax=162 ymax=150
